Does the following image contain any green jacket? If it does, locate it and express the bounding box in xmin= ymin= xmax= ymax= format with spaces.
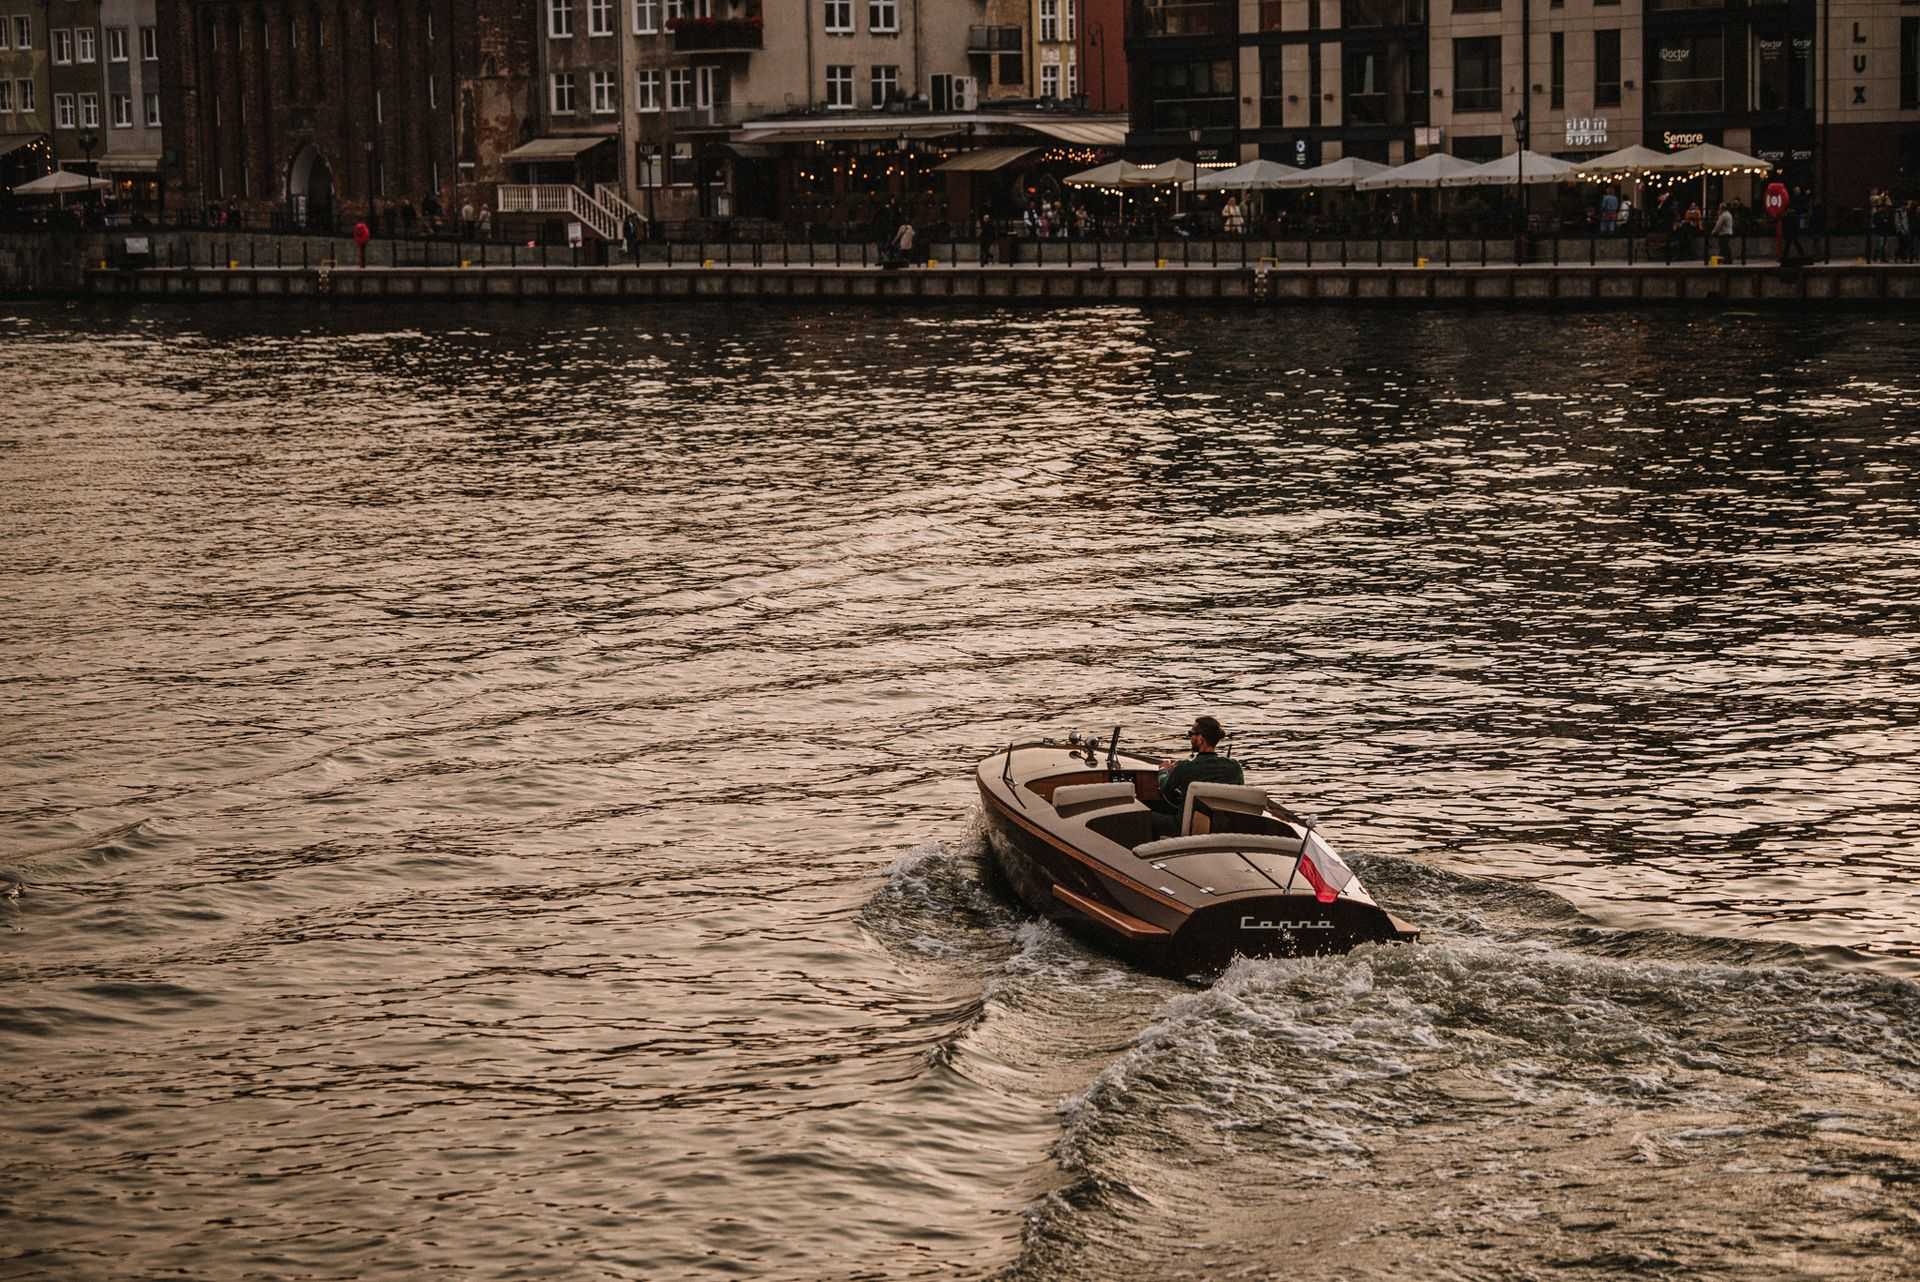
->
xmin=1154 ymin=751 xmax=1245 ymax=815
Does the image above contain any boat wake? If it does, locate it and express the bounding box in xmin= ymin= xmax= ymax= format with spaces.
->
xmin=865 ymin=821 xmax=1920 ymax=1282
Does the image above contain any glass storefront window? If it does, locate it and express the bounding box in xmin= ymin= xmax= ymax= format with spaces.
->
xmin=1649 ymin=33 xmax=1723 ymax=115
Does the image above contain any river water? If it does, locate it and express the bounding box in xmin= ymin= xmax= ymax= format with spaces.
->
xmin=3 ymin=301 xmax=1918 ymax=1281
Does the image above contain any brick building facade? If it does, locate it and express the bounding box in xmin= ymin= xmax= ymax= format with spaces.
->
xmin=156 ymin=0 xmax=534 ymax=228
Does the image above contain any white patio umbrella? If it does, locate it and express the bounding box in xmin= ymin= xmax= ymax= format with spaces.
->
xmin=1666 ymin=143 xmax=1774 ymax=217
xmin=1571 ymin=145 xmax=1695 ymax=178
xmin=1062 ymin=159 xmax=1196 ymax=190
xmin=1440 ymin=150 xmax=1576 ymax=187
xmin=1064 ymin=159 xmax=1196 ymax=223
xmin=1266 ymin=156 xmax=1390 ymax=190
xmin=1667 ymin=143 xmax=1774 ymax=175
xmin=1353 ymin=153 xmax=1482 ymax=190
xmin=1192 ymin=159 xmax=1301 ymax=192
xmin=13 ymin=170 xmax=112 ymax=196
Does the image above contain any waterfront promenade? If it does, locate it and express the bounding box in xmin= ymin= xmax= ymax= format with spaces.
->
xmin=4 ymin=228 xmax=1908 ymax=307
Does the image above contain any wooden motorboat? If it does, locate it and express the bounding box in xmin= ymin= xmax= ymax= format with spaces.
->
xmin=976 ymin=730 xmax=1419 ymax=976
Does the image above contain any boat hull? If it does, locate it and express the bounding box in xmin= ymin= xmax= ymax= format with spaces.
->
xmin=979 ymin=779 xmax=1414 ymax=976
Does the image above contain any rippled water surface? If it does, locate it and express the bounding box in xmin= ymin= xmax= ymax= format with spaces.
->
xmin=3 ymin=301 xmax=1918 ymax=1280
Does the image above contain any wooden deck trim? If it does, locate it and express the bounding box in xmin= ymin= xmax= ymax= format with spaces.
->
xmin=1052 ymin=883 xmax=1171 ymax=939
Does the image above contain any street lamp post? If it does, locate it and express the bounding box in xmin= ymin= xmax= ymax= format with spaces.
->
xmin=78 ymin=130 xmax=97 ymax=173
xmin=1513 ymin=109 xmax=1528 ymax=263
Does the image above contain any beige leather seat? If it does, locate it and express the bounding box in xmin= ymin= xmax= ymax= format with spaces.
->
xmin=1052 ymin=780 xmax=1139 ymax=818
xmin=1181 ymin=781 xmax=1272 ymax=837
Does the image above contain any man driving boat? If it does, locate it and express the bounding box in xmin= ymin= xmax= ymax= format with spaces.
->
xmin=1148 ymin=716 xmax=1244 ymax=835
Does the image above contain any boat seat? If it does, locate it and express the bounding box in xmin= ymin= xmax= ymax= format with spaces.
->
xmin=1182 ymin=782 xmax=1273 ymax=837
xmin=1052 ymin=780 xmax=1139 ymax=818
xmin=1136 ymin=833 xmax=1305 ymax=860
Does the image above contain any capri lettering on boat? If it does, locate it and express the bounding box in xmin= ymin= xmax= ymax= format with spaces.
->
xmin=1241 ymin=917 xmax=1334 ymax=931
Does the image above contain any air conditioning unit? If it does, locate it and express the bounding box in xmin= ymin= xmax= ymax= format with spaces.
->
xmin=955 ymin=77 xmax=978 ymax=111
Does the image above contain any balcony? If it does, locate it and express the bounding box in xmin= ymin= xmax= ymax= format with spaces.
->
xmin=669 ymin=16 xmax=763 ymax=53
xmin=665 ymin=100 xmax=767 ymax=130
xmin=1134 ymin=1 xmax=1235 ymax=38
xmin=968 ymin=25 xmax=1023 ymax=53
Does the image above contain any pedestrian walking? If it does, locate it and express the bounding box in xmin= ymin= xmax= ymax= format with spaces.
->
xmin=1712 ymin=203 xmax=1735 ymax=263
xmin=977 ymin=211 xmax=995 ymax=266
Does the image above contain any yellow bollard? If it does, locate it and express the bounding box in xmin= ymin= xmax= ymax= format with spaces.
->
xmin=99 ymin=259 xmax=108 ymax=270
xmin=1415 ymin=256 xmax=1429 ymax=268
xmin=1708 ymin=255 xmax=1722 ymax=266
xmin=702 ymin=258 xmax=715 ymax=269
xmin=460 ymin=259 xmax=471 ymax=269
xmin=228 ymin=260 xmax=239 ymax=270
xmin=1155 ymin=257 xmax=1167 ymax=269
xmin=926 ymin=257 xmax=937 ymax=268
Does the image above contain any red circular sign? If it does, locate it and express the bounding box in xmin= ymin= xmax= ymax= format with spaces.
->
xmin=353 ymin=221 xmax=372 ymax=246
xmin=1764 ymin=182 xmax=1790 ymax=218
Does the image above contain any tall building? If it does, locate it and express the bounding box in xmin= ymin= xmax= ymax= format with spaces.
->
xmin=100 ymin=1 xmax=166 ymax=210
xmin=0 ymin=3 xmax=54 ymax=188
xmin=525 ymin=0 xmax=995 ymax=223
xmin=1126 ymin=0 xmax=1915 ymax=209
xmin=155 ymin=0 xmax=535 ymax=228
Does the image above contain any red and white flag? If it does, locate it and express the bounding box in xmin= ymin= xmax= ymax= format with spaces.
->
xmin=1297 ymin=832 xmax=1355 ymax=904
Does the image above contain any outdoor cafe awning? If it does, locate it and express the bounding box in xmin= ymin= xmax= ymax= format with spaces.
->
xmin=501 ymin=136 xmax=612 ymax=163
xmin=1025 ymin=121 xmax=1126 ymax=147
xmin=101 ymin=154 xmax=163 ymax=173
xmin=1 ymin=133 xmax=44 ymax=159
xmin=933 ymin=146 xmax=1037 ymax=173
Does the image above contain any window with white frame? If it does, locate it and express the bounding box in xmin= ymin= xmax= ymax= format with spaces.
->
xmin=1067 ymin=58 xmax=1078 ymax=98
xmin=666 ymin=67 xmax=690 ymax=109
xmin=549 ymin=0 xmax=573 ymax=38
xmin=78 ymin=93 xmax=98 ymax=127
xmin=826 ymin=64 xmax=853 ymax=107
xmin=637 ymin=144 xmax=664 ymax=187
xmin=77 ymin=26 xmax=96 ymax=62
xmin=824 ymin=0 xmax=852 ymax=35
xmin=54 ymin=93 xmax=75 ymax=128
xmin=53 ymin=28 xmax=72 ymax=63
xmin=141 ymin=25 xmax=157 ymax=59
xmin=0 ymin=82 xmax=11 ymax=112
xmin=1040 ymin=0 xmax=1057 ymax=42
xmin=550 ymin=71 xmax=577 ymax=112
xmin=107 ymin=27 xmax=127 ymax=61
xmin=870 ymin=64 xmax=897 ymax=106
xmin=0 ymin=22 xmax=9 ymax=51
xmin=589 ymin=0 xmax=613 ymax=36
xmin=635 ymin=68 xmax=660 ymax=110
xmin=665 ymin=0 xmax=685 ymax=21
xmin=1066 ymin=0 xmax=1077 ymax=40
xmin=19 ymin=79 xmax=35 ymax=112
xmin=670 ymin=140 xmax=694 ymax=185
xmin=1041 ymin=63 xmax=1058 ymax=97
xmin=870 ymin=0 xmax=897 ymax=33
xmin=111 ymin=93 xmax=132 ymax=126
xmin=17 ymin=16 xmax=33 ymax=50
xmin=144 ymin=92 xmax=160 ymax=125
xmin=591 ymin=70 xmax=616 ymax=112
xmin=696 ymin=65 xmax=720 ymax=109
xmin=633 ymin=0 xmax=659 ymax=33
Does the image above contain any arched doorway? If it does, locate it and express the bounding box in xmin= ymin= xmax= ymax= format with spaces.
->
xmin=288 ymin=144 xmax=335 ymax=231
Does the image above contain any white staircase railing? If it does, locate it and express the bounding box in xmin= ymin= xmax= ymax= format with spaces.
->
xmin=596 ymin=184 xmax=648 ymax=227
xmin=495 ymin=184 xmax=620 ymax=242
